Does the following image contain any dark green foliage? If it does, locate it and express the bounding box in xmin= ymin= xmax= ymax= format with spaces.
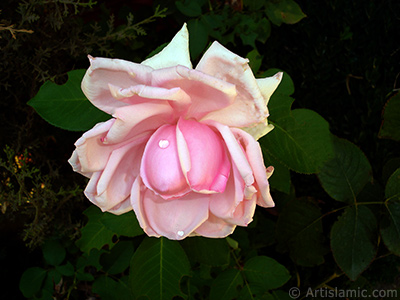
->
xmin=276 ymin=197 xmax=328 ymax=267
xmin=3 ymin=0 xmax=400 ymax=299
xmin=379 ymin=93 xmax=400 ymax=142
xmin=331 ymin=206 xmax=378 ymax=281
xmin=28 ymin=69 xmax=111 ymax=131
xmin=318 ymin=136 xmax=373 ymax=203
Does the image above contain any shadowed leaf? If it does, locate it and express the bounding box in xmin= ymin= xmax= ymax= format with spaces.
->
xmin=331 ymin=206 xmax=378 ymax=280
xmin=28 ymin=69 xmax=110 ymax=131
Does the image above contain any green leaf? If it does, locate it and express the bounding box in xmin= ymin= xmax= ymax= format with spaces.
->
xmin=385 ymin=167 xmax=400 ymax=200
xmin=262 ymin=101 xmax=334 ymax=173
xmin=379 ymin=93 xmax=400 ymax=141
xmin=201 ymin=13 xmax=232 ymax=43
xmin=255 ymin=18 xmax=272 ymax=44
xmin=382 ymin=158 xmax=400 ymax=184
xmin=92 ymin=276 xmax=134 ymax=300
xmin=244 ymin=0 xmax=265 ymax=10
xmin=243 ymin=256 xmax=291 ymax=291
xmin=129 ymin=237 xmax=190 ymax=300
xmin=100 ymin=211 xmax=143 ymax=237
xmin=181 ymin=237 xmax=230 ymax=266
xmin=276 ymin=197 xmax=327 ymax=266
xmin=38 ymin=289 xmax=54 ymax=300
xmin=247 ymin=49 xmax=264 ymax=74
xmin=209 ymin=269 xmax=243 ymax=300
xmin=317 ymin=136 xmax=373 ymax=203
xmin=187 ymin=19 xmax=209 ymax=61
xmin=381 ymin=168 xmax=400 ymax=255
xmin=175 ymin=0 xmax=202 ymax=17
xmin=265 ymin=0 xmax=306 ymax=26
xmin=226 ymin=237 xmax=239 ymax=250
xmin=55 ymin=261 xmax=75 ymax=277
xmin=331 ymin=206 xmax=378 ymax=280
xmin=19 ymin=267 xmax=47 ymax=298
xmin=236 ymin=18 xmax=259 ymax=48
xmin=262 ymin=150 xmax=291 ymax=194
xmin=42 ymin=269 xmax=62 ymax=293
xmin=42 ymin=240 xmax=66 ymax=266
xmin=100 ymin=241 xmax=134 ymax=275
xmin=76 ymin=206 xmax=116 ymax=254
xmin=381 ymin=199 xmax=400 ymax=255
xmin=28 ymin=69 xmax=110 ymax=131
xmin=76 ymin=249 xmax=106 ymax=280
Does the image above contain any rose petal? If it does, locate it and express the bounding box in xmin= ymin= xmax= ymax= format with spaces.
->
xmin=176 ymin=118 xmax=230 ymax=193
xmin=68 ymin=150 xmax=90 ymax=177
xmin=107 ymin=198 xmax=133 ymax=215
xmin=140 ymin=124 xmax=191 ymax=199
xmin=84 ymin=136 xmax=148 ymax=212
xmin=209 ymin=162 xmax=243 ymax=218
xmin=131 ymin=176 xmax=158 ymax=236
xmin=209 ymin=122 xmax=254 ymax=187
xmin=69 ymin=119 xmax=116 ymax=174
xmin=231 ymin=128 xmax=274 ymax=208
xmin=82 ymin=56 xmax=153 ymax=114
xmin=209 ymin=160 xmax=258 ymax=226
xmin=150 ymin=66 xmax=236 ymax=120
xmin=229 ymin=195 xmax=257 ymax=226
xmin=194 ymin=213 xmax=236 ymax=238
xmin=242 ymin=121 xmax=274 ymax=141
xmin=256 ymin=72 xmax=283 ymax=105
xmin=108 ymin=84 xmax=191 ymax=111
xmin=104 ymin=101 xmax=175 ymax=144
xmin=196 ymin=41 xmax=268 ymax=127
xmin=141 ymin=23 xmax=192 ymax=70
xmin=136 ymin=188 xmax=210 ymax=240
xmin=240 ymin=72 xmax=282 ymax=140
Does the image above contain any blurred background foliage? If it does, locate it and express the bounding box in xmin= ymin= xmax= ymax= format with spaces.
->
xmin=1 ymin=0 xmax=400 ymax=299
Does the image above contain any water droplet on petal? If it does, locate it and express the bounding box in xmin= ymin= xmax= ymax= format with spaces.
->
xmin=158 ymin=139 xmax=170 ymax=149
xmin=177 ymin=230 xmax=184 ymax=237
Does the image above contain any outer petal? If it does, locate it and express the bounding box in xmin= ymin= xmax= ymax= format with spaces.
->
xmin=151 ymin=66 xmax=237 ymax=120
xmin=141 ymin=23 xmax=192 ymax=70
xmin=108 ymin=84 xmax=191 ymax=111
xmin=209 ymin=162 xmax=257 ymax=226
xmin=104 ymin=101 xmax=175 ymax=144
xmin=107 ymin=198 xmax=133 ymax=215
xmin=176 ymin=118 xmax=230 ymax=193
xmin=209 ymin=122 xmax=255 ymax=187
xmin=194 ymin=213 xmax=236 ymax=238
xmin=196 ymin=42 xmax=267 ymax=127
xmin=84 ymin=135 xmax=148 ymax=212
xmin=242 ymin=121 xmax=274 ymax=141
xmin=229 ymin=195 xmax=257 ymax=226
xmin=81 ymin=56 xmax=153 ymax=114
xmin=133 ymin=187 xmax=210 ymax=240
xmin=231 ymin=128 xmax=274 ymax=208
xmin=256 ymin=72 xmax=283 ymax=105
xmin=241 ymin=72 xmax=282 ymax=140
xmin=140 ymin=124 xmax=191 ymax=199
xmin=68 ymin=119 xmax=116 ymax=175
xmin=130 ymin=176 xmax=158 ymax=236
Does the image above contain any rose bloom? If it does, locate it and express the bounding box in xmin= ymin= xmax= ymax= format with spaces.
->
xmin=69 ymin=24 xmax=282 ymax=240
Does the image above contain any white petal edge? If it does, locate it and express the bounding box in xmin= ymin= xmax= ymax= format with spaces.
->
xmin=256 ymin=72 xmax=283 ymax=105
xmin=141 ymin=23 xmax=192 ymax=70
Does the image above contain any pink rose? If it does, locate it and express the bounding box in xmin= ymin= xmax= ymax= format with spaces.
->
xmin=69 ymin=24 xmax=282 ymax=240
